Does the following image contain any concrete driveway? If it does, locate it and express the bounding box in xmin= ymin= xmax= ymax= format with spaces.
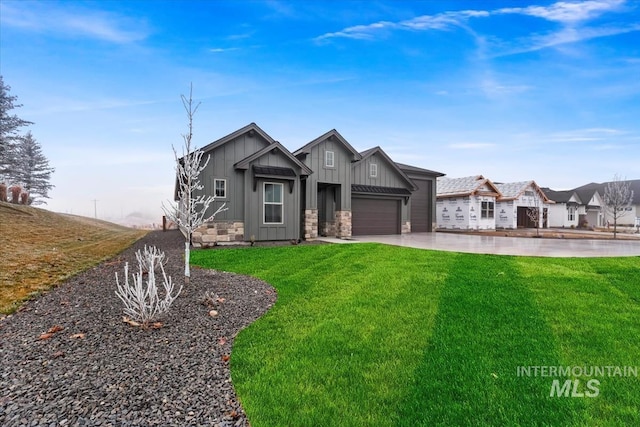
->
xmin=319 ymin=233 xmax=640 ymax=257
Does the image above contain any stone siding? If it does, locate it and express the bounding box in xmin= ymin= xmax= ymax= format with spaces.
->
xmin=402 ymin=221 xmax=411 ymax=234
xmin=303 ymin=209 xmax=318 ymax=239
xmin=192 ymin=221 xmax=244 ymax=248
xmin=335 ymin=210 xmax=352 ymax=238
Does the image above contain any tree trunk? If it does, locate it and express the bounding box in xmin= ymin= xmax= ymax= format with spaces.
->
xmin=184 ymin=240 xmax=191 ymax=283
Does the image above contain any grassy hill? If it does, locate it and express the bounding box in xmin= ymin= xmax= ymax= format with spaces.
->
xmin=0 ymin=202 xmax=147 ymax=314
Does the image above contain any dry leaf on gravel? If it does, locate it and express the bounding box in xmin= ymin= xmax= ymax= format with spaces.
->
xmin=122 ymin=316 xmax=140 ymax=327
xmin=47 ymin=325 xmax=64 ymax=333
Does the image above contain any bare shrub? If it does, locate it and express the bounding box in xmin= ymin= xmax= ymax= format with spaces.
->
xmin=115 ymin=246 xmax=182 ymax=327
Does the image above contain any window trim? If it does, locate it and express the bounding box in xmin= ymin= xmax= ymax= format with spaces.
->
xmin=325 ymin=150 xmax=335 ymax=168
xmin=370 ymin=163 xmax=378 ymax=178
xmin=568 ymin=206 xmax=575 ymax=221
xmin=214 ymin=178 xmax=227 ymax=199
xmin=263 ymin=182 xmax=284 ymax=225
xmin=481 ymin=201 xmax=494 ymax=219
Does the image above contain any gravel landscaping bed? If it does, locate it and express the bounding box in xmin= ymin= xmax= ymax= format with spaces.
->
xmin=0 ymin=230 xmax=277 ymax=427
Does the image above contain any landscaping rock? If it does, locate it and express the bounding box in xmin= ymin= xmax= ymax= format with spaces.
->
xmin=0 ymin=230 xmax=276 ymax=427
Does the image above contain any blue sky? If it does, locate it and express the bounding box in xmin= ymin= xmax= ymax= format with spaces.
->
xmin=1 ymin=0 xmax=639 ymax=223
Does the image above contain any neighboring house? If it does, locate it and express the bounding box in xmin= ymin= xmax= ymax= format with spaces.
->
xmin=494 ymin=181 xmax=552 ymax=229
xmin=574 ymin=180 xmax=639 ymax=227
xmin=541 ymin=188 xmax=583 ymax=228
xmin=436 ymin=175 xmax=502 ymax=230
xmin=573 ymin=188 xmax=604 ymax=228
xmin=182 ymin=123 xmax=444 ymax=245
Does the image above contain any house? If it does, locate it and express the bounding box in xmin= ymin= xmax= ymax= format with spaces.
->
xmin=494 ymin=181 xmax=552 ymax=229
xmin=435 ymin=175 xmax=502 ymax=230
xmin=574 ymin=180 xmax=639 ymax=227
xmin=541 ymin=188 xmax=583 ymax=228
xmin=183 ymin=123 xmax=444 ymax=245
xmin=542 ymin=187 xmax=604 ymax=228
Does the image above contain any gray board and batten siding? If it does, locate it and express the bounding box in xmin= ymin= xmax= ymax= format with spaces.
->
xmin=398 ymin=163 xmax=444 ymax=232
xmin=294 ymin=130 xmax=361 ymax=211
xmin=350 ymin=147 xmax=417 ymax=235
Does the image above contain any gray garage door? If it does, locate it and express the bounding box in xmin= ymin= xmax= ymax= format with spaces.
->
xmin=410 ymin=179 xmax=432 ymax=232
xmin=352 ymin=197 xmax=400 ymax=235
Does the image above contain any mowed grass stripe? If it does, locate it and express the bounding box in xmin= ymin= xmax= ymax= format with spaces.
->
xmin=192 ymin=244 xmax=453 ymax=427
xmin=518 ymin=257 xmax=640 ymax=425
xmin=400 ymin=254 xmax=583 ymax=426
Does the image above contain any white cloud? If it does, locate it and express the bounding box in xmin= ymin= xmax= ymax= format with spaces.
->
xmin=313 ymin=0 xmax=637 ymax=54
xmin=497 ymin=0 xmax=625 ymax=23
xmin=0 ymin=2 xmax=149 ymax=43
xmin=209 ymin=47 xmax=240 ymax=53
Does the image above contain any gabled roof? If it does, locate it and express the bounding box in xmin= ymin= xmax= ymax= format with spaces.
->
xmin=540 ymin=188 xmax=582 ymax=204
xmin=495 ymin=180 xmax=552 ymax=202
xmin=574 ymin=179 xmax=640 ymax=205
xmin=234 ymin=141 xmax=313 ymax=176
xmin=356 ymin=146 xmax=417 ymax=191
xmin=293 ymin=129 xmax=361 ymax=161
xmin=199 ymin=122 xmax=275 ymax=154
xmin=437 ymin=175 xmax=501 ymax=198
xmin=396 ymin=162 xmax=445 ymax=177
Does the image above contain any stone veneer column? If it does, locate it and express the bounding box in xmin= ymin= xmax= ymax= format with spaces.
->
xmin=402 ymin=221 xmax=411 ymax=234
xmin=335 ymin=210 xmax=352 ymax=238
xmin=304 ymin=209 xmax=318 ymax=239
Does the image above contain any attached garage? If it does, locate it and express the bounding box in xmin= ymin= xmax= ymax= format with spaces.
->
xmin=409 ymin=178 xmax=432 ymax=232
xmin=352 ymin=197 xmax=401 ymax=235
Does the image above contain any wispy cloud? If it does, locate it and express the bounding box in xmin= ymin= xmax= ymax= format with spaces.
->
xmin=314 ymin=0 xmax=637 ymax=54
xmin=315 ymin=10 xmax=487 ymax=41
xmin=545 ymin=127 xmax=627 ymax=142
xmin=495 ymin=22 xmax=640 ymax=56
xmin=209 ymin=47 xmax=240 ymax=53
xmin=497 ymin=0 xmax=625 ymax=23
xmin=0 ymin=2 xmax=149 ymax=43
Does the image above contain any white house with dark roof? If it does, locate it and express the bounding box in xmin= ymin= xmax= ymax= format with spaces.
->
xmin=495 ymin=181 xmax=552 ymax=229
xmin=436 ymin=175 xmax=502 ymax=230
xmin=541 ymin=188 xmax=583 ymax=228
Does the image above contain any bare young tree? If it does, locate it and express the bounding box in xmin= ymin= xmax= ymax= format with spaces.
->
xmin=526 ymin=194 xmax=542 ymax=237
xmin=162 ymin=85 xmax=226 ymax=283
xmin=603 ymin=174 xmax=634 ymax=239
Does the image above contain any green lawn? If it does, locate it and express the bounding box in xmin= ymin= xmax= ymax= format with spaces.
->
xmin=191 ymin=244 xmax=640 ymax=427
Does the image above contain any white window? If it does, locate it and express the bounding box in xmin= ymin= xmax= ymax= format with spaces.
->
xmin=481 ymin=201 xmax=494 ymax=219
xmin=214 ymin=179 xmax=226 ymax=198
xmin=370 ymin=163 xmax=378 ymax=178
xmin=325 ymin=150 xmax=335 ymax=168
xmin=264 ymin=182 xmax=283 ymax=224
xmin=568 ymin=206 xmax=575 ymax=221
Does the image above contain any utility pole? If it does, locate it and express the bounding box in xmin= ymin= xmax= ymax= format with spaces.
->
xmin=92 ymin=199 xmax=98 ymax=219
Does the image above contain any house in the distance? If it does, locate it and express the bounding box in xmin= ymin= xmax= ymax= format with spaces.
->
xmin=541 ymin=188 xmax=583 ymax=228
xmin=180 ymin=123 xmax=444 ymax=245
xmin=436 ymin=175 xmax=502 ymax=230
xmin=543 ymin=187 xmax=604 ymax=228
xmin=574 ymin=180 xmax=639 ymax=227
xmin=494 ymin=181 xmax=553 ymax=229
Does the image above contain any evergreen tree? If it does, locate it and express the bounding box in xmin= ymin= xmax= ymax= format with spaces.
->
xmin=0 ymin=75 xmax=33 ymax=184
xmin=14 ymin=132 xmax=55 ymax=205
